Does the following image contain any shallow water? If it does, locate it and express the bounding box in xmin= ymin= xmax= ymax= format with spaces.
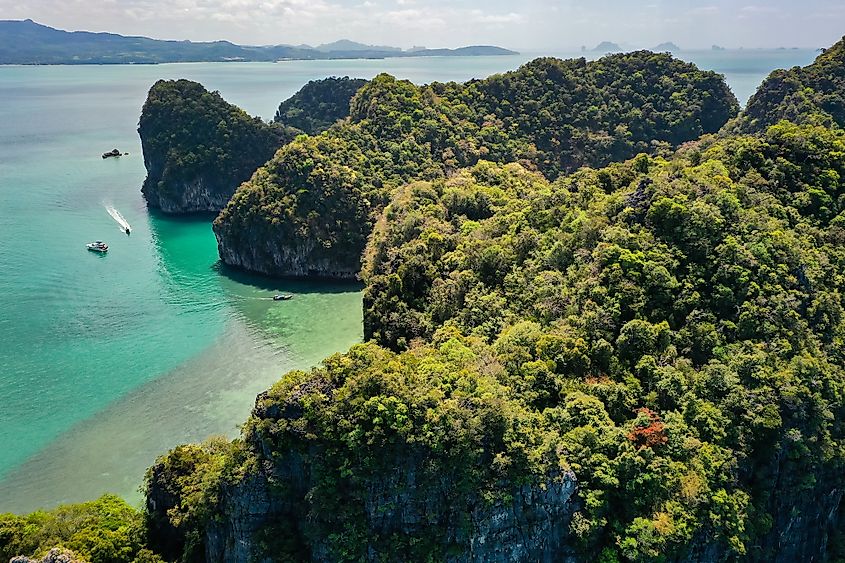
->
xmin=0 ymin=48 xmax=818 ymax=513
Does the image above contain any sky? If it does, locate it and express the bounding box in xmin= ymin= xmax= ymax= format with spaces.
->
xmin=1 ymin=0 xmax=843 ymax=51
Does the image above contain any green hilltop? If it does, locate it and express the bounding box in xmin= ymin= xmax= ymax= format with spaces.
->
xmin=735 ymin=35 xmax=845 ymax=132
xmin=213 ymin=51 xmax=738 ymax=279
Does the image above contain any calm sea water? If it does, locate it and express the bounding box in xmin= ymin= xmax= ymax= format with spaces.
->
xmin=0 ymin=48 xmax=817 ymax=513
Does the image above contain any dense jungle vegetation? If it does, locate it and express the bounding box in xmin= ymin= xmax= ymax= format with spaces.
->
xmin=5 ymin=39 xmax=845 ymax=563
xmin=273 ymin=77 xmax=368 ymax=135
xmin=138 ymin=79 xmax=296 ymax=209
xmin=213 ymin=51 xmax=738 ymax=276
xmin=202 ymin=122 xmax=845 ymax=562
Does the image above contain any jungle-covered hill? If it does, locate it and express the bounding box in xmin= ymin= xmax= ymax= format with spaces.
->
xmin=139 ymin=77 xmax=366 ymax=213
xmin=154 ymin=121 xmax=845 ymax=563
xmin=138 ymin=79 xmax=295 ymax=213
xmin=274 ymin=77 xmax=369 ymax=135
xmin=735 ymin=35 xmax=845 ymax=132
xmin=213 ymin=51 xmax=738 ymax=278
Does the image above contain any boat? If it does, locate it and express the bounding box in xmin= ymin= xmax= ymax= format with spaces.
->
xmin=86 ymin=241 xmax=108 ymax=253
xmin=125 ymin=226 xmax=131 ymax=235
xmin=273 ymin=294 xmax=293 ymax=301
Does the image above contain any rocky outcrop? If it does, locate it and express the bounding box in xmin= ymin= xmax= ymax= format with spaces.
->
xmin=203 ymin=451 xmax=579 ymax=563
xmin=674 ymin=481 xmax=844 ymax=563
xmin=138 ymin=79 xmax=293 ymax=214
xmin=214 ymin=229 xmax=361 ymax=280
xmin=144 ymin=176 xmax=236 ymax=215
xmin=212 ymin=133 xmax=374 ymax=280
xmin=10 ymin=548 xmax=84 ymax=563
xmin=748 ymin=447 xmax=845 ymax=563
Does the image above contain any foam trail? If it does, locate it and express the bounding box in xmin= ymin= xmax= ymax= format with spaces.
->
xmin=105 ymin=205 xmax=131 ymax=233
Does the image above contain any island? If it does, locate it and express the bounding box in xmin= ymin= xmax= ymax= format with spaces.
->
xmin=4 ymin=35 xmax=845 ymax=563
xmin=0 ymin=19 xmax=518 ymax=65
xmin=653 ymin=42 xmax=681 ymax=52
xmin=138 ymin=76 xmax=367 ymax=213
xmin=592 ymin=41 xmax=623 ymax=52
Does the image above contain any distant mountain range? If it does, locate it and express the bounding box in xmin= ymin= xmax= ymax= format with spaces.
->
xmin=0 ymin=20 xmax=518 ymax=64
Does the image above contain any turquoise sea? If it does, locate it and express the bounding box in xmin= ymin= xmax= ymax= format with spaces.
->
xmin=0 ymin=48 xmax=817 ymax=513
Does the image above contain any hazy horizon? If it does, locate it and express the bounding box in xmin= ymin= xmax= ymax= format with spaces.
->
xmin=0 ymin=1 xmax=842 ymax=52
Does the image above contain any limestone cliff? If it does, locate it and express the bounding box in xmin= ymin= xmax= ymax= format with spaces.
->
xmin=10 ymin=549 xmax=84 ymax=563
xmin=203 ymin=458 xmax=579 ymax=563
xmin=138 ymin=79 xmax=293 ymax=213
xmin=145 ymin=340 xmax=583 ymax=562
xmin=212 ymin=134 xmax=375 ymax=279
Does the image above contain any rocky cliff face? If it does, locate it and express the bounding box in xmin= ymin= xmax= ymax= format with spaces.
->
xmin=138 ymin=79 xmax=292 ymax=214
xmin=142 ymin=176 xmax=236 ymax=214
xmin=196 ymin=450 xmax=844 ymax=563
xmin=201 ymin=434 xmax=579 ymax=563
xmin=214 ymin=228 xmax=361 ymax=280
xmin=10 ymin=549 xmax=84 ymax=563
xmin=674 ymin=479 xmax=844 ymax=563
xmin=748 ymin=451 xmax=844 ymax=563
xmin=205 ymin=469 xmax=579 ymax=563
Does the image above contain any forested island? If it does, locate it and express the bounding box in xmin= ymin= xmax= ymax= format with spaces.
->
xmin=139 ymin=77 xmax=365 ymax=212
xmin=0 ymin=20 xmax=517 ymax=65
xmin=4 ymin=37 xmax=845 ymax=563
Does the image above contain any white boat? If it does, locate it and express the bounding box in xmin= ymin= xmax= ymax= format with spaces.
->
xmin=86 ymin=241 xmax=109 ymax=253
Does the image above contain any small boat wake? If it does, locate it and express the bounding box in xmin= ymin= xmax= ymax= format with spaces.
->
xmin=105 ymin=205 xmax=131 ymax=234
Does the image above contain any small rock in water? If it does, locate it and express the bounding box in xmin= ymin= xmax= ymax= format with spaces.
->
xmin=102 ymin=148 xmax=121 ymax=159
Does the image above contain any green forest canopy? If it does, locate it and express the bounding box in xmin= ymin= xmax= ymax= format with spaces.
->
xmin=214 ymin=51 xmax=738 ymax=277
xmin=160 ymin=122 xmax=845 ymax=562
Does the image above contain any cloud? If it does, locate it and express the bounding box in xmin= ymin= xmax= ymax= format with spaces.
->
xmin=379 ymin=8 xmax=445 ymax=30
xmin=740 ymin=5 xmax=781 ymax=14
xmin=689 ymin=5 xmax=719 ymax=16
xmin=472 ymin=11 xmax=524 ymax=25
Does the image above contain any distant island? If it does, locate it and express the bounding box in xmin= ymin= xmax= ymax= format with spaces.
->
xmin=592 ymin=41 xmax=622 ymax=52
xmin=712 ymin=44 xmax=727 ymax=51
xmin=0 ymin=20 xmax=518 ymax=64
xmin=653 ymin=42 xmax=681 ymax=52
